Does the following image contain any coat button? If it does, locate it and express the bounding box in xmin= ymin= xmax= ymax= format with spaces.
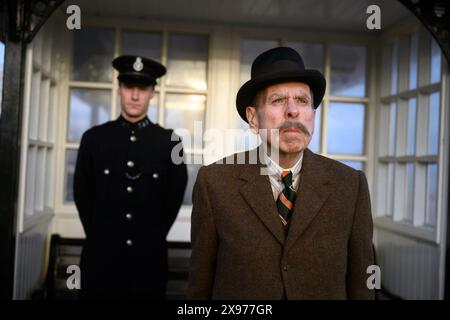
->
xmin=126 ymin=239 xmax=133 ymax=246
xmin=127 ymin=161 xmax=135 ymax=168
xmin=126 ymin=213 xmax=132 ymax=220
xmin=127 ymin=186 xmax=133 ymax=193
xmin=130 ymin=136 xmax=136 ymax=142
xmin=152 ymin=173 xmax=159 ymax=179
xmin=104 ymin=169 xmax=110 ymax=175
xmin=283 ymin=265 xmax=288 ymax=271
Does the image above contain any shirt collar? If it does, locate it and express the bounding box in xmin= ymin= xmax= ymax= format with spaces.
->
xmin=263 ymin=150 xmax=304 ymax=179
xmin=118 ymin=115 xmax=151 ymax=130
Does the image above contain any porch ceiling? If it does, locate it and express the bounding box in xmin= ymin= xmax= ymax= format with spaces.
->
xmin=66 ymin=0 xmax=410 ymax=33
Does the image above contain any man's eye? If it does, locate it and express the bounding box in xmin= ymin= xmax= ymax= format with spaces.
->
xmin=272 ymin=98 xmax=283 ymax=104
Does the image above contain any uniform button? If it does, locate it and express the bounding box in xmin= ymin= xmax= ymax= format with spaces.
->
xmin=104 ymin=169 xmax=110 ymax=175
xmin=126 ymin=213 xmax=132 ymax=220
xmin=127 ymin=186 xmax=133 ymax=193
xmin=130 ymin=136 xmax=136 ymax=142
xmin=127 ymin=161 xmax=135 ymax=168
xmin=283 ymin=266 xmax=288 ymax=271
xmin=126 ymin=239 xmax=133 ymax=246
xmin=152 ymin=173 xmax=159 ymax=179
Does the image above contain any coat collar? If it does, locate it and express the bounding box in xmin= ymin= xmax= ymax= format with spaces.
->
xmin=238 ymin=147 xmax=332 ymax=249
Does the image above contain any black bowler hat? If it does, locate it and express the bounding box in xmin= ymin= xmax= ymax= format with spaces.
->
xmin=236 ymin=47 xmax=326 ymax=122
xmin=112 ymin=55 xmax=166 ymax=86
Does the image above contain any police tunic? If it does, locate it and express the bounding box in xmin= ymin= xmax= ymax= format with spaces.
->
xmin=74 ymin=115 xmax=188 ymax=298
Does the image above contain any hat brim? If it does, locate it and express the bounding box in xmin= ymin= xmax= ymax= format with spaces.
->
xmin=236 ymin=69 xmax=326 ymax=123
xmin=118 ymin=73 xmax=157 ymax=86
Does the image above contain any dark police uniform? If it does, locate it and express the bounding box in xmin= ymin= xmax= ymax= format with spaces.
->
xmin=74 ymin=55 xmax=188 ymax=299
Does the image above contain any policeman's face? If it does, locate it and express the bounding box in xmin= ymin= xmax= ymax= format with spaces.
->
xmin=119 ymin=83 xmax=155 ymax=121
xmin=246 ymin=82 xmax=315 ymax=157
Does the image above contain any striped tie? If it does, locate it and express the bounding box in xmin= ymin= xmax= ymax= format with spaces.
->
xmin=276 ymin=170 xmax=296 ymax=228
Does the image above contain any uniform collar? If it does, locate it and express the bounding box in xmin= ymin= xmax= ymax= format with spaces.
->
xmin=117 ymin=115 xmax=151 ymax=130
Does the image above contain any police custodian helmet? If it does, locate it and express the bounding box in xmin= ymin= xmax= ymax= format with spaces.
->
xmin=112 ymin=55 xmax=167 ymax=86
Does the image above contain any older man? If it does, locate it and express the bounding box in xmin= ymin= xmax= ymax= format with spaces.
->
xmin=188 ymin=47 xmax=374 ymax=299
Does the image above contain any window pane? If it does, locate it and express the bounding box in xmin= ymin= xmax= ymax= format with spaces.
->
xmin=147 ymin=93 xmax=159 ymax=124
xmin=391 ymin=42 xmax=398 ymax=94
xmin=240 ymin=39 xmax=278 ymax=85
xmin=166 ymin=34 xmax=208 ymax=90
xmin=426 ymin=164 xmax=438 ymax=227
xmin=430 ymin=38 xmax=441 ymax=83
xmin=387 ymin=162 xmax=395 ymax=217
xmin=164 ymin=94 xmax=206 ymax=151
xmin=327 ymin=102 xmax=365 ymax=155
xmin=407 ymin=98 xmax=416 ymax=155
xmin=405 ymin=163 xmax=415 ymax=222
xmin=308 ymin=105 xmax=321 ymax=152
xmin=409 ymin=33 xmax=418 ymax=89
xmin=64 ymin=149 xmax=77 ymax=203
xmin=389 ymin=102 xmax=397 ymax=156
xmin=67 ymin=88 xmax=111 ymax=142
xmin=428 ymin=93 xmax=440 ymax=155
xmin=24 ymin=146 xmax=37 ymax=217
xmin=330 ymin=45 xmax=366 ymax=97
xmin=183 ymin=155 xmax=202 ymax=205
xmin=340 ymin=161 xmax=363 ymax=171
xmin=121 ymin=31 xmax=161 ymax=62
xmin=71 ymin=27 xmax=115 ymax=82
xmin=284 ymin=42 xmax=323 ymax=72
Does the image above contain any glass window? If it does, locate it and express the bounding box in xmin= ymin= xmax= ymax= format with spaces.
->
xmin=407 ymin=98 xmax=416 ymax=155
xmin=166 ymin=34 xmax=208 ymax=90
xmin=147 ymin=93 xmax=159 ymax=124
xmin=64 ymin=149 xmax=78 ymax=203
xmin=387 ymin=163 xmax=395 ymax=217
xmin=71 ymin=27 xmax=115 ymax=82
xmin=164 ymin=94 xmax=206 ymax=151
xmin=284 ymin=42 xmax=323 ymax=72
xmin=405 ymin=163 xmax=415 ymax=222
xmin=330 ymin=45 xmax=366 ymax=97
xmin=340 ymin=161 xmax=363 ymax=171
xmin=240 ymin=39 xmax=278 ymax=85
xmin=428 ymin=93 xmax=440 ymax=155
xmin=409 ymin=33 xmax=418 ymax=89
xmin=388 ymin=102 xmax=397 ymax=156
xmin=24 ymin=146 xmax=37 ymax=216
xmin=308 ymin=105 xmax=321 ymax=152
xmin=391 ymin=42 xmax=398 ymax=94
xmin=121 ymin=31 xmax=161 ymax=62
xmin=67 ymin=88 xmax=111 ymax=142
xmin=430 ymin=38 xmax=441 ymax=84
xmin=426 ymin=164 xmax=438 ymax=227
xmin=327 ymin=102 xmax=365 ymax=155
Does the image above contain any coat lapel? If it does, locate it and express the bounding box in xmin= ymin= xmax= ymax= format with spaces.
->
xmin=285 ymin=148 xmax=332 ymax=253
xmin=239 ymin=159 xmax=286 ymax=245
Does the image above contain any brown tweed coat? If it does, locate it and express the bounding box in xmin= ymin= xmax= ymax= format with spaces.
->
xmin=188 ymin=148 xmax=374 ymax=300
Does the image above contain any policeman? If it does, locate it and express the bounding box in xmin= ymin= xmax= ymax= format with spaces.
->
xmin=74 ymin=55 xmax=188 ymax=299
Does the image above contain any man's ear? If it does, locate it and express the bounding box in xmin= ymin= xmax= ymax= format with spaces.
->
xmin=246 ymin=106 xmax=259 ymax=133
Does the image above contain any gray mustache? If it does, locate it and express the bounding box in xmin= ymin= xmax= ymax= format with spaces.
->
xmin=278 ymin=120 xmax=310 ymax=136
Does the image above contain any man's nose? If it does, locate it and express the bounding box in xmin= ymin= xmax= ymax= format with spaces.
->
xmin=285 ymin=98 xmax=299 ymax=118
xmin=131 ymin=88 xmax=139 ymax=100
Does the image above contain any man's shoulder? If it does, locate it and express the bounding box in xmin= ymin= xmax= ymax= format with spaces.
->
xmin=81 ymin=121 xmax=116 ymax=141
